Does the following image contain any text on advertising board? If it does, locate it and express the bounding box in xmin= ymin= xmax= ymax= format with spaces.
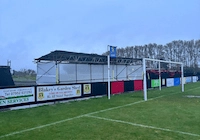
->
xmin=37 ymin=85 xmax=82 ymax=101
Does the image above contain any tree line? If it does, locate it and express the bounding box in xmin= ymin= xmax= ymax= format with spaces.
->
xmin=103 ymin=39 xmax=200 ymax=73
xmin=13 ymin=69 xmax=36 ymax=76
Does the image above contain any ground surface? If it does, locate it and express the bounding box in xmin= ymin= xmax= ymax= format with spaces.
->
xmin=0 ymin=82 xmax=200 ymax=140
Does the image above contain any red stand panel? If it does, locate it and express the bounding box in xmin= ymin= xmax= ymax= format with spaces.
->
xmin=134 ymin=80 xmax=143 ymax=91
xmin=111 ymin=81 xmax=124 ymax=94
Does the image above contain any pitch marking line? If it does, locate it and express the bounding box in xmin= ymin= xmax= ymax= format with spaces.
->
xmin=85 ymin=85 xmax=200 ymax=116
xmin=0 ymin=115 xmax=86 ymax=139
xmin=86 ymin=115 xmax=200 ymax=138
xmin=0 ymin=86 xmax=199 ymax=139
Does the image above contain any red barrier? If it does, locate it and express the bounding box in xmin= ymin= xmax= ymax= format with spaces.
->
xmin=111 ymin=81 xmax=124 ymax=94
xmin=134 ymin=80 xmax=143 ymax=91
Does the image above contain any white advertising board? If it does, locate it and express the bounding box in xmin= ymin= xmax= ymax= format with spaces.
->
xmin=0 ymin=87 xmax=35 ymax=106
xmin=37 ymin=84 xmax=82 ymax=101
xmin=186 ymin=77 xmax=192 ymax=83
xmin=162 ymin=79 xmax=165 ymax=86
xmin=192 ymin=76 xmax=197 ymax=83
xmin=167 ymin=78 xmax=174 ymax=87
xmin=180 ymin=77 xmax=186 ymax=84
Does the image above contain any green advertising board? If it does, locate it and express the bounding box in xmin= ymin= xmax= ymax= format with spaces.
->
xmin=151 ymin=79 xmax=160 ymax=88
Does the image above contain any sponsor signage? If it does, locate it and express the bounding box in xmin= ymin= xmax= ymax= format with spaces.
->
xmin=162 ymin=79 xmax=165 ymax=86
xmin=83 ymin=84 xmax=91 ymax=94
xmin=174 ymin=78 xmax=180 ymax=86
xmin=167 ymin=78 xmax=174 ymax=87
xmin=109 ymin=46 xmax=117 ymax=58
xmin=180 ymin=77 xmax=186 ymax=84
xmin=192 ymin=76 xmax=197 ymax=83
xmin=37 ymin=84 xmax=81 ymax=101
xmin=186 ymin=77 xmax=192 ymax=83
xmin=151 ymin=79 xmax=160 ymax=88
xmin=0 ymin=87 xmax=35 ymax=106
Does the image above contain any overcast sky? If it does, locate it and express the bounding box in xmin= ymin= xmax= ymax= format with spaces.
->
xmin=0 ymin=0 xmax=200 ymax=71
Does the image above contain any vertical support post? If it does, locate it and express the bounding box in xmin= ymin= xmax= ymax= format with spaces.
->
xmin=126 ymin=65 xmax=128 ymax=80
xmin=75 ymin=64 xmax=77 ymax=83
xmin=159 ymin=61 xmax=161 ymax=90
xmin=112 ymin=65 xmax=114 ymax=81
xmin=103 ymin=65 xmax=104 ymax=82
xmin=90 ymin=64 xmax=92 ymax=82
xmin=143 ymin=58 xmax=147 ymax=101
xmin=107 ymin=46 xmax=111 ymax=99
xmin=181 ymin=63 xmax=184 ymax=92
xmin=115 ymin=65 xmax=117 ymax=80
xmin=56 ymin=61 xmax=59 ymax=84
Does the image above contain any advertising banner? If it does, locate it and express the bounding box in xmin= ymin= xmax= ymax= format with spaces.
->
xmin=167 ymin=78 xmax=174 ymax=87
xmin=0 ymin=87 xmax=35 ymax=106
xmin=162 ymin=79 xmax=165 ymax=86
xmin=134 ymin=80 xmax=143 ymax=91
xmin=192 ymin=76 xmax=197 ymax=83
xmin=83 ymin=84 xmax=91 ymax=94
xmin=186 ymin=77 xmax=192 ymax=83
xmin=151 ymin=79 xmax=160 ymax=88
xmin=37 ymin=84 xmax=81 ymax=101
xmin=174 ymin=78 xmax=180 ymax=86
xmin=110 ymin=46 xmax=117 ymax=58
xmin=180 ymin=77 xmax=186 ymax=84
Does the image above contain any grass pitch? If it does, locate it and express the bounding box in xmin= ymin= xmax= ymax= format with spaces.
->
xmin=0 ymin=82 xmax=200 ymax=140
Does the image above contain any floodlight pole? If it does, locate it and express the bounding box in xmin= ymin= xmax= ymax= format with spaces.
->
xmin=107 ymin=45 xmax=111 ymax=99
xmin=143 ymin=58 xmax=147 ymax=101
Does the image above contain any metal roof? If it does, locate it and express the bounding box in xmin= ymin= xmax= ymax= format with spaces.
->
xmin=35 ymin=50 xmax=142 ymax=65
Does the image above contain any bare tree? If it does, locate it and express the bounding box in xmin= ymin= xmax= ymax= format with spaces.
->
xmin=102 ymin=39 xmax=200 ymax=71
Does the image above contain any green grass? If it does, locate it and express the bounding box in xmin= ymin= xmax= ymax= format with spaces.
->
xmin=12 ymin=75 xmax=36 ymax=81
xmin=0 ymin=83 xmax=200 ymax=140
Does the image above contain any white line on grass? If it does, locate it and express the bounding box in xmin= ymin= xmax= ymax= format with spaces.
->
xmin=0 ymin=86 xmax=200 ymax=139
xmin=85 ymin=85 xmax=200 ymax=116
xmin=86 ymin=115 xmax=200 ymax=138
xmin=0 ymin=115 xmax=84 ymax=139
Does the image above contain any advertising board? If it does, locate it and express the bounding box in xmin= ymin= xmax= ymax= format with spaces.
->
xmin=151 ymin=79 xmax=160 ymax=88
xmin=0 ymin=87 xmax=35 ymax=106
xmin=192 ymin=76 xmax=197 ymax=83
xmin=186 ymin=77 xmax=192 ymax=83
xmin=174 ymin=78 xmax=180 ymax=86
xmin=83 ymin=84 xmax=91 ymax=94
xmin=180 ymin=77 xmax=186 ymax=84
xmin=37 ymin=84 xmax=81 ymax=101
xmin=167 ymin=78 xmax=174 ymax=87
xmin=162 ymin=79 xmax=165 ymax=86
